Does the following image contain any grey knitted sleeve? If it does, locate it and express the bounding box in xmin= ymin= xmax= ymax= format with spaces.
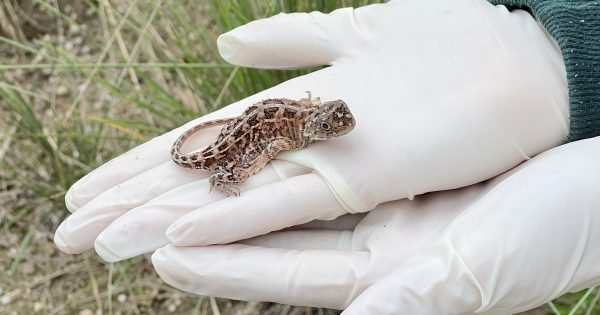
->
xmin=487 ymin=0 xmax=600 ymax=142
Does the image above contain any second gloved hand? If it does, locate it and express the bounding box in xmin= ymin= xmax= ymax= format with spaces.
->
xmin=153 ymin=137 xmax=600 ymax=314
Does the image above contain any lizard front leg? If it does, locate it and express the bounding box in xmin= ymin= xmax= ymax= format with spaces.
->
xmin=267 ymin=138 xmax=305 ymax=158
xmin=243 ymin=139 xmax=305 ymax=178
xmin=209 ymin=139 xmax=304 ymax=196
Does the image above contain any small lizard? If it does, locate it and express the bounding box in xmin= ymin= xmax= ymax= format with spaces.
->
xmin=171 ymin=92 xmax=355 ymax=196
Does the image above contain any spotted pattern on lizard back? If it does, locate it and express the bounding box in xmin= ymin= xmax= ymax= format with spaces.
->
xmin=171 ymin=92 xmax=355 ymax=196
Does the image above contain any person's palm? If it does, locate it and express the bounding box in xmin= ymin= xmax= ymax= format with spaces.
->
xmin=55 ymin=0 xmax=567 ymax=265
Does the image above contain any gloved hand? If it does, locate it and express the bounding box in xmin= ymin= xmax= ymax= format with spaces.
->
xmin=152 ymin=137 xmax=600 ymax=314
xmin=55 ymin=0 xmax=569 ymax=262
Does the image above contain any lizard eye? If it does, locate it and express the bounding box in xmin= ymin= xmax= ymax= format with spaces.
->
xmin=321 ymin=122 xmax=331 ymax=130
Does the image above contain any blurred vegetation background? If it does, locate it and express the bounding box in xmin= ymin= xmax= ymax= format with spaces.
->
xmin=0 ymin=0 xmax=597 ymax=314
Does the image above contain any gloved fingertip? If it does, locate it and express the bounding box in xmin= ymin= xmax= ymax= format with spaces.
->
xmin=94 ymin=238 xmax=124 ymax=263
xmin=217 ymin=33 xmax=242 ymax=65
xmin=54 ymin=223 xmax=81 ymax=255
xmin=164 ymin=222 xmax=179 ymax=241
xmin=165 ymin=220 xmax=197 ymax=246
xmin=151 ymin=246 xmax=167 ymax=267
xmin=53 ymin=230 xmax=69 ymax=253
xmin=152 ymin=247 xmax=188 ymax=289
xmin=64 ymin=189 xmax=79 ymax=213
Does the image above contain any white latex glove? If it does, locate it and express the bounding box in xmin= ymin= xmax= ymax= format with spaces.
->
xmin=152 ymin=137 xmax=600 ymax=314
xmin=55 ymin=0 xmax=568 ymax=262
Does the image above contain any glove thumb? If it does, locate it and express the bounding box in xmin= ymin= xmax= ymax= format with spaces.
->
xmin=217 ymin=7 xmax=356 ymax=69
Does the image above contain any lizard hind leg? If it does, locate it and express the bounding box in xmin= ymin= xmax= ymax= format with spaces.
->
xmin=208 ymin=171 xmax=248 ymax=197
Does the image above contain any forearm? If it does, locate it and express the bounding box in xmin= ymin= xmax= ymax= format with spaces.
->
xmin=488 ymin=0 xmax=600 ymax=141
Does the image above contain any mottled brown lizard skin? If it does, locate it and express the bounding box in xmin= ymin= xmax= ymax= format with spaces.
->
xmin=171 ymin=92 xmax=355 ymax=196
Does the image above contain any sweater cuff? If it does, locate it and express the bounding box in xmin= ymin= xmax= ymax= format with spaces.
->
xmin=488 ymin=0 xmax=600 ymax=142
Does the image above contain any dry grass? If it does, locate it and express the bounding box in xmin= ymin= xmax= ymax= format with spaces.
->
xmin=0 ymin=1 xmax=596 ymax=314
xmin=0 ymin=1 xmax=366 ymax=314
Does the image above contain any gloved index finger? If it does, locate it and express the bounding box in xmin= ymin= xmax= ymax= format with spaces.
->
xmin=165 ymin=173 xmax=348 ymax=246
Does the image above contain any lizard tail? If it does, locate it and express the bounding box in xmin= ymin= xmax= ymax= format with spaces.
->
xmin=171 ymin=118 xmax=235 ymax=168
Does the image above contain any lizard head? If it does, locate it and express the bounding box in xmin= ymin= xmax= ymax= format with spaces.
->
xmin=303 ymin=100 xmax=355 ymax=141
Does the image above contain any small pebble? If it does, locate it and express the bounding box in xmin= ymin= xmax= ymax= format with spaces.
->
xmin=33 ymin=302 xmax=44 ymax=312
xmin=21 ymin=262 xmax=34 ymax=274
xmin=168 ymin=304 xmax=176 ymax=312
xmin=56 ymin=86 xmax=69 ymax=96
xmin=69 ymin=25 xmax=80 ymax=34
